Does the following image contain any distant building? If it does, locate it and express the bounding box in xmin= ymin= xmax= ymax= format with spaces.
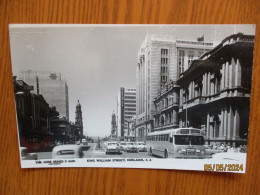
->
xmin=177 ymin=33 xmax=254 ymax=146
xmin=136 ymin=35 xmax=213 ymax=141
xmin=75 ymin=100 xmax=83 ymax=142
xmin=18 ymin=70 xmax=69 ymax=120
xmin=117 ymin=88 xmax=136 ymax=138
xmin=111 ymin=111 xmax=117 ymax=138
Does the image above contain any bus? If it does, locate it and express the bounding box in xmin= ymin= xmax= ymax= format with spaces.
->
xmin=147 ymin=128 xmax=206 ymax=158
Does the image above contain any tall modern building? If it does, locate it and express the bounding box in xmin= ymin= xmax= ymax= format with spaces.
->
xmin=136 ymin=35 xmax=213 ymax=141
xmin=117 ymin=88 xmax=136 ymax=138
xmin=18 ymin=70 xmax=69 ymax=120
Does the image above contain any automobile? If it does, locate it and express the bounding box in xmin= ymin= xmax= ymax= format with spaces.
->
xmin=105 ymin=142 xmax=121 ymax=154
xmin=52 ymin=145 xmax=84 ymax=159
xmin=204 ymin=145 xmax=226 ymax=155
xmin=119 ymin=142 xmax=128 ymax=151
xmin=136 ymin=142 xmax=147 ymax=152
xmin=20 ymin=147 xmax=38 ymax=160
xmin=126 ymin=142 xmax=139 ymax=153
xmin=82 ymin=139 xmax=88 ymax=146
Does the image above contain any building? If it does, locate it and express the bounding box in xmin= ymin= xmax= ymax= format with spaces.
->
xmin=177 ymin=33 xmax=254 ymax=146
xmin=18 ymin=70 xmax=69 ymax=120
xmin=110 ymin=111 xmax=117 ymax=138
xmin=153 ymin=81 xmax=180 ymax=131
xmin=13 ymin=76 xmax=59 ymax=150
xmin=117 ymin=88 xmax=136 ymax=139
xmin=136 ymin=35 xmax=213 ymax=141
xmin=75 ymin=100 xmax=83 ymax=142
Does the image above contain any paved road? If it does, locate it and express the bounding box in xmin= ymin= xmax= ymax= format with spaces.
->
xmin=35 ymin=143 xmax=154 ymax=159
xmin=83 ymin=143 xmax=154 ymax=158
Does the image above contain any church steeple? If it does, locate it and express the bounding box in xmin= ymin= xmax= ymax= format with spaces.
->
xmin=75 ymin=100 xmax=83 ymax=140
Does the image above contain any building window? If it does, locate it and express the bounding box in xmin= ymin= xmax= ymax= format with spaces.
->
xmin=161 ymin=49 xmax=168 ymax=56
xmin=178 ymin=50 xmax=185 ymax=75
xmin=188 ymin=51 xmax=194 ymax=65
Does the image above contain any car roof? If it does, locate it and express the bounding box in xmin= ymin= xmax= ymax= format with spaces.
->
xmin=52 ymin=144 xmax=82 ymax=152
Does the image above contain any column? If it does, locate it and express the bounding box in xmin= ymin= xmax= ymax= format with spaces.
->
xmin=219 ymin=109 xmax=224 ymax=138
xmin=227 ymin=106 xmax=232 ymax=140
xmin=206 ymin=112 xmax=210 ymax=139
xmin=189 ymin=83 xmax=192 ymax=100
xmin=235 ymin=58 xmax=242 ymax=87
xmin=221 ymin=63 xmax=225 ymax=89
xmin=233 ymin=107 xmax=240 ymax=140
xmin=230 ymin=58 xmax=235 ymax=88
xmin=207 ymin=72 xmax=211 ymax=96
xmin=202 ymin=73 xmax=206 ymax=96
xmin=180 ymin=88 xmax=183 ymax=106
xmin=225 ymin=61 xmax=229 ymax=88
xmin=223 ymin=109 xmax=227 ymax=139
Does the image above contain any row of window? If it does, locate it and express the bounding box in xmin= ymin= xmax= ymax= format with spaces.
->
xmin=147 ymin=134 xmax=172 ymax=142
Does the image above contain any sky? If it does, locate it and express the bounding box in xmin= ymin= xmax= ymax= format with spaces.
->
xmin=9 ymin=24 xmax=255 ymax=136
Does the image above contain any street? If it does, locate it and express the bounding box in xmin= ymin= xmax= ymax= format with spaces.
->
xmin=35 ymin=143 xmax=155 ymax=159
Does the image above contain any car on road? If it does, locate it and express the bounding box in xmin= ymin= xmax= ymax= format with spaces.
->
xmin=106 ymin=142 xmax=121 ymax=154
xmin=52 ymin=144 xmax=84 ymax=159
xmin=136 ymin=142 xmax=147 ymax=152
xmin=205 ymin=145 xmax=226 ymax=155
xmin=20 ymin=147 xmax=38 ymax=160
xmin=126 ymin=142 xmax=139 ymax=153
xmin=119 ymin=142 xmax=128 ymax=151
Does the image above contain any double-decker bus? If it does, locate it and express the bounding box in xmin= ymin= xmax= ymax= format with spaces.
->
xmin=147 ymin=128 xmax=206 ymax=158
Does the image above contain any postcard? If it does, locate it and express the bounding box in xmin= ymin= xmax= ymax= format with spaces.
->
xmin=9 ymin=24 xmax=255 ymax=173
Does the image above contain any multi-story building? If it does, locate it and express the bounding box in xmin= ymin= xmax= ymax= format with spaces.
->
xmin=18 ymin=70 xmax=69 ymax=120
xmin=136 ymin=35 xmax=213 ymax=141
xmin=177 ymin=33 xmax=254 ymax=146
xmin=117 ymin=88 xmax=136 ymax=139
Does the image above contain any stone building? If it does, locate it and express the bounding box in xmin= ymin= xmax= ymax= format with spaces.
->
xmin=177 ymin=33 xmax=254 ymax=146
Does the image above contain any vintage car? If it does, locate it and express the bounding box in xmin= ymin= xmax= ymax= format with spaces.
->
xmin=136 ymin=142 xmax=147 ymax=152
xmin=20 ymin=147 xmax=38 ymax=160
xmin=119 ymin=142 xmax=128 ymax=151
xmin=52 ymin=145 xmax=84 ymax=159
xmin=204 ymin=145 xmax=226 ymax=155
xmin=105 ymin=142 xmax=120 ymax=154
xmin=126 ymin=142 xmax=139 ymax=153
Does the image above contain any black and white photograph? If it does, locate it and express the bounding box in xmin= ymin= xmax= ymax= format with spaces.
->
xmin=9 ymin=24 xmax=255 ymax=172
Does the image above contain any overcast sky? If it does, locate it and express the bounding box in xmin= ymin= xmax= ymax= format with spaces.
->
xmin=9 ymin=24 xmax=255 ymax=137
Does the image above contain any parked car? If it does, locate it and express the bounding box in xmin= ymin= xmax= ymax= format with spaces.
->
xmin=20 ymin=147 xmax=38 ymax=160
xmin=204 ymin=145 xmax=226 ymax=155
xmin=136 ymin=142 xmax=147 ymax=152
xmin=126 ymin=142 xmax=139 ymax=153
xmin=52 ymin=145 xmax=84 ymax=159
xmin=106 ymin=142 xmax=121 ymax=154
xmin=119 ymin=142 xmax=128 ymax=151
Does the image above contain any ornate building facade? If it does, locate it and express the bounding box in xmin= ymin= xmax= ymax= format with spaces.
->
xmin=151 ymin=33 xmax=254 ymax=147
xmin=177 ymin=33 xmax=254 ymax=146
